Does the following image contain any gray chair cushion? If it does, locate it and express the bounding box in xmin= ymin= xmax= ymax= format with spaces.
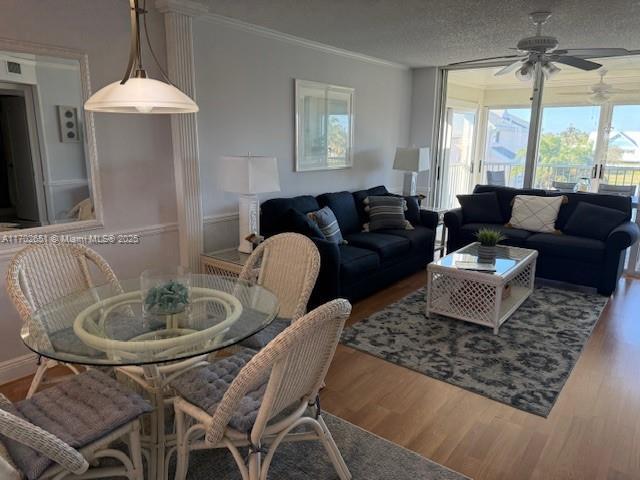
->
xmin=0 ymin=369 xmax=151 ymax=480
xmin=240 ymin=318 xmax=290 ymax=350
xmin=170 ymin=349 xmax=265 ymax=433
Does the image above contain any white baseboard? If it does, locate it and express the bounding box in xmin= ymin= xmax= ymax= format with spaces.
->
xmin=0 ymin=353 xmax=37 ymax=385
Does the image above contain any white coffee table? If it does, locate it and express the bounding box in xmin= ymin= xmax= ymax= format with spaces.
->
xmin=426 ymin=242 xmax=538 ymax=334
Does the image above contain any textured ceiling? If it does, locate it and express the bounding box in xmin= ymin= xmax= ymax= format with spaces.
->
xmin=202 ymin=0 xmax=640 ymax=67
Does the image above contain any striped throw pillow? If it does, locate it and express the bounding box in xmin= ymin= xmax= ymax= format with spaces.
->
xmin=307 ymin=207 xmax=346 ymax=244
xmin=364 ymin=196 xmax=413 ymax=231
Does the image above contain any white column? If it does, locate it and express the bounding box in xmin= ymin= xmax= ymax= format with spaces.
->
xmin=156 ymin=0 xmax=207 ymax=271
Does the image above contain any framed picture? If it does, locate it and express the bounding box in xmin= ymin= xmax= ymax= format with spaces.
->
xmin=295 ymin=79 xmax=354 ymax=172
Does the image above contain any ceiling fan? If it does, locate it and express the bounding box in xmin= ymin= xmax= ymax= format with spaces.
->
xmin=557 ymin=68 xmax=639 ymax=104
xmin=449 ymin=11 xmax=631 ymax=81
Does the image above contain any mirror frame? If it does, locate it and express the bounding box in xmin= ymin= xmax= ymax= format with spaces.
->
xmin=0 ymin=37 xmax=103 ymax=237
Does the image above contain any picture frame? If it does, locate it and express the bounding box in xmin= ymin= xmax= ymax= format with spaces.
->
xmin=294 ymin=79 xmax=354 ymax=172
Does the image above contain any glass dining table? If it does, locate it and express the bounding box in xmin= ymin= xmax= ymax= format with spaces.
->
xmin=21 ymin=274 xmax=279 ymax=480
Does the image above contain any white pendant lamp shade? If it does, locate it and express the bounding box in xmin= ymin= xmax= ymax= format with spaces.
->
xmin=84 ymin=77 xmax=199 ymax=114
xmin=84 ymin=0 xmax=198 ymax=114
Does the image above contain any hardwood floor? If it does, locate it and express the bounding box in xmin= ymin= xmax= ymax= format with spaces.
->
xmin=321 ymin=273 xmax=640 ymax=480
xmin=1 ymin=274 xmax=638 ymax=479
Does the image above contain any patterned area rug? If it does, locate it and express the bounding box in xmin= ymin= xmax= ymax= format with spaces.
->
xmin=341 ymin=286 xmax=608 ymax=416
xmin=181 ymin=413 xmax=468 ymax=479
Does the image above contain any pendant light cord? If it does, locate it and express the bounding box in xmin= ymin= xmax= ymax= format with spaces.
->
xmin=141 ymin=0 xmax=174 ymax=85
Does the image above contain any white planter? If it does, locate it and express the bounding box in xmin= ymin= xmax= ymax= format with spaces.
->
xmin=477 ymin=245 xmax=497 ymax=262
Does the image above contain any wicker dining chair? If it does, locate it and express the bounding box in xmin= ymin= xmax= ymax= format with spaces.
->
xmin=6 ymin=244 xmax=122 ymax=398
xmin=238 ymin=233 xmax=321 ymax=349
xmin=0 ymin=369 xmax=150 ymax=480
xmin=171 ymin=298 xmax=352 ymax=480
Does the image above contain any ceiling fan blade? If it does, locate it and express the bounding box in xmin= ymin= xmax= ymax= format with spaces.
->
xmin=553 ymin=48 xmax=630 ymax=58
xmin=552 ymin=56 xmax=602 ymax=71
xmin=494 ymin=60 xmax=525 ymax=76
xmin=448 ymin=54 xmax=524 ymax=66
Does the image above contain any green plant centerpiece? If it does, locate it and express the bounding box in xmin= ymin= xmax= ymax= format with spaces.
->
xmin=475 ymin=228 xmax=506 ymax=262
xmin=143 ymin=279 xmax=190 ymax=316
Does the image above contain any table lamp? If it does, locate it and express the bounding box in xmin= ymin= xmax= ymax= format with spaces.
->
xmin=219 ymin=155 xmax=280 ymax=253
xmin=393 ymin=147 xmax=430 ymax=196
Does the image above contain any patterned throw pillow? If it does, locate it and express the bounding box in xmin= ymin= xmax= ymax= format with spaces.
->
xmin=363 ymin=196 xmax=413 ymax=232
xmin=307 ymin=207 xmax=346 ymax=244
xmin=507 ymin=195 xmax=565 ymax=233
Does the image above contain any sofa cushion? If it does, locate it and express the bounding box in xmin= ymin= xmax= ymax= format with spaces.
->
xmin=353 ymin=186 xmax=389 ymax=225
xmin=457 ymin=192 xmax=503 ymax=224
xmin=364 ymin=196 xmax=413 ymax=231
xmin=317 ymin=191 xmax=361 ymax=235
xmin=460 ymin=223 xmax=532 ymax=246
xmin=525 ymin=233 xmax=605 ymax=262
xmin=260 ymin=196 xmax=320 ymax=235
xmin=383 ymin=225 xmax=434 ymax=251
xmin=508 ymin=195 xmax=564 ymax=233
xmin=473 ymin=185 xmax=547 ymax=221
xmin=344 ymin=232 xmax=411 ymax=260
xmin=308 ymin=207 xmax=345 ymax=244
xmin=563 ymin=201 xmax=628 ymax=241
xmin=339 ymin=245 xmax=380 ymax=282
xmin=555 ymin=192 xmax=632 ymax=230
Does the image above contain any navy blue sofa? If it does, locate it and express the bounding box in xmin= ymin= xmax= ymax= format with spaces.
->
xmin=444 ymin=185 xmax=639 ymax=295
xmin=261 ymin=185 xmax=438 ymax=307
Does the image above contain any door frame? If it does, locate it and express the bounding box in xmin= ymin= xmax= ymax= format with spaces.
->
xmin=0 ymin=82 xmax=49 ymax=224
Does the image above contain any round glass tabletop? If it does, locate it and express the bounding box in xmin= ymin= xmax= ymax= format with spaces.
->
xmin=21 ymin=274 xmax=279 ymax=367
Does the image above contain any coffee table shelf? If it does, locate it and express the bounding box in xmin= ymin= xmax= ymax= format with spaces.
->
xmin=426 ymin=243 xmax=538 ymax=334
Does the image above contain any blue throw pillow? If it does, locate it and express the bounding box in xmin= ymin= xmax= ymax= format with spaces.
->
xmin=563 ymin=201 xmax=627 ymax=240
xmin=308 ymin=207 xmax=346 ymax=244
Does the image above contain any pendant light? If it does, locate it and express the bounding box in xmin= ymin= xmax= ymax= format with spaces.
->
xmin=84 ymin=0 xmax=198 ymax=114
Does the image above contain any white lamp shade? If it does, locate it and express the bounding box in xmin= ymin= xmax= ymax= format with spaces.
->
xmin=393 ymin=147 xmax=430 ymax=172
xmin=84 ymin=77 xmax=199 ymax=114
xmin=219 ymin=156 xmax=281 ymax=194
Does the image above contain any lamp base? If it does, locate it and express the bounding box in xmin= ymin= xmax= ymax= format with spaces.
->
xmin=238 ymin=194 xmax=259 ymax=254
xmin=402 ymin=171 xmax=418 ymax=196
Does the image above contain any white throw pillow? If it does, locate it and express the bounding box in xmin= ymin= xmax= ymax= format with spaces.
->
xmin=507 ymin=195 xmax=564 ymax=233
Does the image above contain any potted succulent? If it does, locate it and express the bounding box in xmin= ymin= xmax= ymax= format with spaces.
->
xmin=475 ymin=228 xmax=506 ymax=262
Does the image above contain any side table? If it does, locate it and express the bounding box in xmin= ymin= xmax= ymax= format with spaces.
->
xmin=201 ymin=248 xmax=250 ymax=278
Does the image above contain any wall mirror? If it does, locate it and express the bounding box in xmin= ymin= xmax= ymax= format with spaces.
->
xmin=0 ymin=40 xmax=101 ymax=234
xmin=295 ymin=79 xmax=354 ymax=172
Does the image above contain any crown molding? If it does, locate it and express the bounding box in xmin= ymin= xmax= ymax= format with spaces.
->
xmin=199 ymin=13 xmax=409 ymax=70
xmin=155 ymin=0 xmax=208 ymax=17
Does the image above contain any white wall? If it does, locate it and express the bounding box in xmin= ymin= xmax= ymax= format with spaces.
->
xmin=193 ymin=18 xmax=413 ymax=233
xmin=409 ymin=67 xmax=440 ymax=192
xmin=0 ymin=0 xmax=180 ymax=375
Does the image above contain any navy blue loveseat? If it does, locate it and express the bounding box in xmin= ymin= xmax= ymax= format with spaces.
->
xmin=444 ymin=185 xmax=639 ymax=295
xmin=260 ymin=185 xmax=438 ymax=307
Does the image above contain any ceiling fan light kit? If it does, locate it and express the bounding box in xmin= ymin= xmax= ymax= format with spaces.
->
xmin=447 ymin=9 xmax=632 ymax=188
xmin=84 ymin=0 xmax=198 ymax=114
xmin=449 ymin=10 xmax=630 ymax=80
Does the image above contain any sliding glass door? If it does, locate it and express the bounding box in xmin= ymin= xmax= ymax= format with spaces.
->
xmin=439 ymin=106 xmax=477 ymax=209
xmin=532 ymin=106 xmax=601 ymax=190
xmin=481 ymin=108 xmax=530 ymax=188
xmin=601 ymin=104 xmax=640 ymax=191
